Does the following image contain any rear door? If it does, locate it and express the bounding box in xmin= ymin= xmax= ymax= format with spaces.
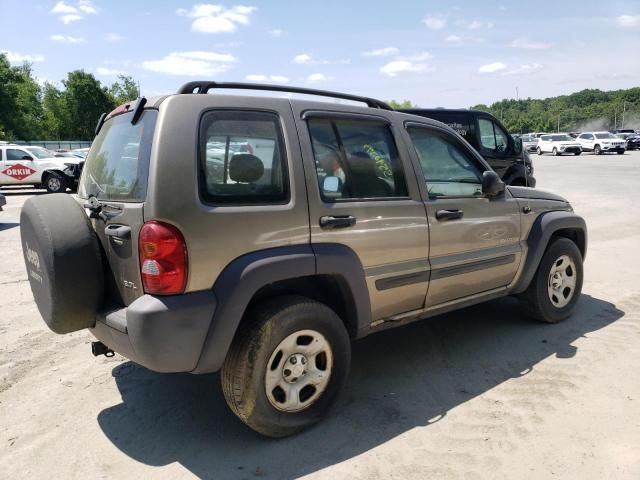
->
xmin=293 ymin=108 xmax=430 ymax=322
xmin=403 ymin=123 xmax=522 ymax=307
xmin=78 ymin=109 xmax=157 ymax=306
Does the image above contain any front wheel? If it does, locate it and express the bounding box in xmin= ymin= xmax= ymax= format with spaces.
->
xmin=519 ymin=238 xmax=583 ymax=323
xmin=221 ymin=296 xmax=351 ymax=437
xmin=574 ymin=151 xmax=581 ymax=156
xmin=594 ymin=145 xmax=602 ymax=155
xmin=617 ymin=150 xmax=625 ymax=155
xmin=44 ymin=174 xmax=67 ymax=193
xmin=552 ymin=147 xmax=559 ymax=156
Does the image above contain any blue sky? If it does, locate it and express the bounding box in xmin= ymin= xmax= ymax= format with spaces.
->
xmin=1 ymin=0 xmax=639 ymax=107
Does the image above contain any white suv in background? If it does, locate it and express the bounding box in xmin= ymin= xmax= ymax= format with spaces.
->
xmin=536 ymin=134 xmax=582 ymax=156
xmin=576 ymin=132 xmax=626 ymax=155
xmin=0 ymin=145 xmax=82 ymax=192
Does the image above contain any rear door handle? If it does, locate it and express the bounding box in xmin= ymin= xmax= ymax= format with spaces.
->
xmin=436 ymin=209 xmax=464 ymax=221
xmin=104 ymin=224 xmax=131 ymax=239
xmin=319 ymin=215 xmax=356 ymax=229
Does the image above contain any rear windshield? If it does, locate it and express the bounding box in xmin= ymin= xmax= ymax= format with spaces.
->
xmin=79 ymin=110 xmax=157 ymax=202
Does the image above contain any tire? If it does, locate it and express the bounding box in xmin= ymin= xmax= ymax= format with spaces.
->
xmin=574 ymin=151 xmax=581 ymax=156
xmin=536 ymin=147 xmax=542 ymax=155
xmin=594 ymin=145 xmax=602 ymax=155
xmin=20 ymin=194 xmax=104 ymax=334
xmin=221 ymin=295 xmax=351 ymax=437
xmin=617 ymin=150 xmax=624 ymax=155
xmin=44 ymin=173 xmax=67 ymax=193
xmin=519 ymin=238 xmax=583 ymax=323
xmin=552 ymin=147 xmax=559 ymax=156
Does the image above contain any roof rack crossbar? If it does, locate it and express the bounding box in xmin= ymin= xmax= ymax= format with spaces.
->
xmin=176 ymin=81 xmax=392 ymax=110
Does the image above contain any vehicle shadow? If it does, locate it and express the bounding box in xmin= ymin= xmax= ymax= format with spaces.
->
xmin=0 ymin=222 xmax=19 ymax=231
xmin=97 ymin=294 xmax=623 ymax=479
xmin=0 ymin=189 xmax=47 ymax=196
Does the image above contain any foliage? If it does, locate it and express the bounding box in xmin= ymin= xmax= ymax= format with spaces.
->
xmin=472 ymin=88 xmax=640 ymax=133
xmin=387 ymin=99 xmax=416 ymax=109
xmin=0 ymin=52 xmax=140 ymax=141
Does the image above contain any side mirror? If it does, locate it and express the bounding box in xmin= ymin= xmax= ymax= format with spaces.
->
xmin=482 ymin=170 xmax=505 ymax=197
xmin=21 ymin=155 xmax=34 ymax=161
xmin=322 ymin=175 xmax=342 ymax=194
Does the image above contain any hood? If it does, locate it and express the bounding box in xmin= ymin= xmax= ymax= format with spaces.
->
xmin=507 ymin=186 xmax=568 ymax=203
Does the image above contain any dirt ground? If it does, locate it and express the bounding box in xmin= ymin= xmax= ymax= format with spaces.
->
xmin=1 ymin=151 xmax=639 ymax=480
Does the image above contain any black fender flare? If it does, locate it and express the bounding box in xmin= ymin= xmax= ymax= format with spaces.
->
xmin=192 ymin=243 xmax=370 ymax=374
xmin=512 ymin=211 xmax=587 ymax=294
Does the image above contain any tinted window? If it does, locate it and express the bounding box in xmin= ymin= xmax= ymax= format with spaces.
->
xmin=595 ymin=133 xmax=615 ymax=139
xmin=6 ymin=148 xmax=29 ymax=161
xmin=79 ymin=110 xmax=157 ymax=202
xmin=408 ymin=127 xmax=484 ymax=197
xmin=199 ymin=110 xmax=288 ymax=204
xmin=308 ymin=118 xmax=407 ymax=200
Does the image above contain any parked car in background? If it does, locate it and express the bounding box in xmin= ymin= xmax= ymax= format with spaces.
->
xmin=399 ymin=108 xmax=535 ymax=186
xmin=71 ymin=148 xmax=90 ymax=159
xmin=0 ymin=192 xmax=5 ymax=211
xmin=520 ymin=134 xmax=539 ymax=153
xmin=622 ymin=134 xmax=640 ymax=150
xmin=0 ymin=144 xmax=83 ymax=192
xmin=613 ymin=129 xmax=635 ymax=135
xmin=536 ymin=134 xmax=582 ymax=156
xmin=576 ymin=132 xmax=626 ymax=155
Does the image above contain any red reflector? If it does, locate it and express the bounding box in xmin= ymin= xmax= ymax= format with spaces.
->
xmin=138 ymin=221 xmax=188 ymax=295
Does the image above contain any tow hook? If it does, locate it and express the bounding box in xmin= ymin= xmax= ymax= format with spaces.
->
xmin=91 ymin=341 xmax=115 ymax=357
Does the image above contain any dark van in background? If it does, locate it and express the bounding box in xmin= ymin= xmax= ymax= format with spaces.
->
xmin=400 ymin=108 xmax=536 ymax=187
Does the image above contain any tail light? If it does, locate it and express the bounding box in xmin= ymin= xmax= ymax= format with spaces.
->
xmin=139 ymin=221 xmax=187 ymax=295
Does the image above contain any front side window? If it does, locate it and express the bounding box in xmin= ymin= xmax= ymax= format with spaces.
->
xmin=199 ymin=110 xmax=288 ymax=204
xmin=308 ymin=118 xmax=407 ymax=200
xmin=595 ymin=133 xmax=615 ymax=139
xmin=408 ymin=127 xmax=484 ymax=198
xmin=6 ymin=148 xmax=30 ymax=161
xmin=478 ymin=118 xmax=509 ymax=153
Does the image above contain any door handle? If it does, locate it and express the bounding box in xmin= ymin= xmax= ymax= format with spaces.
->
xmin=436 ymin=209 xmax=464 ymax=221
xmin=319 ymin=215 xmax=356 ymax=229
xmin=104 ymin=224 xmax=131 ymax=239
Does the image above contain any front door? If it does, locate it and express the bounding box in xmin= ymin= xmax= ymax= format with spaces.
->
xmin=476 ymin=115 xmax=515 ymax=178
xmin=404 ymin=124 xmax=522 ymax=307
xmin=1 ymin=147 xmax=40 ymax=186
xmin=294 ymin=110 xmax=430 ymax=322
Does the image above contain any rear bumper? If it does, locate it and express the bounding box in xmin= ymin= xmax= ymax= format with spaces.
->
xmin=91 ymin=291 xmax=217 ymax=373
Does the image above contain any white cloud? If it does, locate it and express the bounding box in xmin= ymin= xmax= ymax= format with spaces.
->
xmin=293 ymin=53 xmax=313 ymax=64
xmin=96 ymin=67 xmax=125 ymax=76
xmin=380 ymin=60 xmax=432 ymax=77
xmin=445 ymin=35 xmax=462 ymax=43
xmin=177 ymin=4 xmax=256 ymax=33
xmin=423 ymin=15 xmax=446 ymax=29
xmin=246 ymin=74 xmax=289 ymax=83
xmin=78 ymin=0 xmax=97 ymax=14
xmin=511 ymin=38 xmax=553 ymax=49
xmin=51 ymin=34 xmax=86 ymax=44
xmin=363 ymin=46 xmax=398 ymax=57
xmin=1 ymin=50 xmax=45 ymax=63
xmin=105 ymin=33 xmax=124 ymax=42
xmin=268 ymin=29 xmax=283 ymax=37
xmin=307 ymin=73 xmax=331 ymax=82
xmin=61 ymin=13 xmax=82 ymax=23
xmin=478 ymin=62 xmax=507 ymax=73
xmin=617 ymin=15 xmax=640 ymax=27
xmin=404 ymin=51 xmax=431 ymax=61
xmin=467 ymin=20 xmax=482 ymax=29
xmin=142 ymin=51 xmax=236 ymax=76
xmin=503 ymin=63 xmax=543 ymax=75
xmin=51 ymin=1 xmax=77 ymax=14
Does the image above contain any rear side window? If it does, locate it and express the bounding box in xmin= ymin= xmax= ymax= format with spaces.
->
xmin=199 ymin=110 xmax=288 ymax=204
xmin=79 ymin=110 xmax=157 ymax=202
xmin=307 ymin=118 xmax=408 ymax=200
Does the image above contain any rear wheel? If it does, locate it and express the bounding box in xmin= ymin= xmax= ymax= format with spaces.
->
xmin=536 ymin=147 xmax=543 ymax=155
xmin=221 ymin=296 xmax=351 ymax=437
xmin=574 ymin=151 xmax=581 ymax=156
xmin=594 ymin=145 xmax=602 ymax=155
xmin=519 ymin=238 xmax=583 ymax=323
xmin=617 ymin=150 xmax=625 ymax=155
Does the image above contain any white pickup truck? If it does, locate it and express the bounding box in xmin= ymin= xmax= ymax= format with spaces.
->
xmin=0 ymin=145 xmax=83 ymax=192
xmin=536 ymin=134 xmax=582 ymax=156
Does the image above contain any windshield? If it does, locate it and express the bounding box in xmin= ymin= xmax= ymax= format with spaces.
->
xmin=595 ymin=133 xmax=616 ymax=139
xmin=551 ymin=135 xmax=574 ymax=141
xmin=79 ymin=110 xmax=157 ymax=202
xmin=25 ymin=146 xmax=55 ymax=159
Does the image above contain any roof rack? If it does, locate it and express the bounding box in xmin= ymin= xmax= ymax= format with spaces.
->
xmin=176 ymin=81 xmax=392 ymax=110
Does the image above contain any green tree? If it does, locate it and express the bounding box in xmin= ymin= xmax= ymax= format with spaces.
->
xmin=109 ymin=75 xmax=140 ymax=105
xmin=41 ymin=82 xmax=69 ymax=139
xmin=62 ymin=70 xmax=116 ymax=140
xmin=387 ymin=99 xmax=417 ymax=109
xmin=0 ymin=53 xmax=43 ymax=140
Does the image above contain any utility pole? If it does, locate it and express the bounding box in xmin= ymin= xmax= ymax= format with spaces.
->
xmin=622 ymin=101 xmax=627 ymax=129
xmin=557 ymin=114 xmax=561 ymax=133
xmin=516 ymin=86 xmax=519 ymax=101
xmin=614 ymin=111 xmax=617 ymax=130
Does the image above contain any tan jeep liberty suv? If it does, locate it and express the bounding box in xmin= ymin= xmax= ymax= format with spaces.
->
xmin=20 ymin=82 xmax=587 ymax=437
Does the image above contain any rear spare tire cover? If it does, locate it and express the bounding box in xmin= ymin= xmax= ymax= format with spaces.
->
xmin=20 ymin=194 xmax=104 ymax=333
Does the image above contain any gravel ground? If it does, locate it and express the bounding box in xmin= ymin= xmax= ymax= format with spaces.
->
xmin=1 ymin=150 xmax=639 ymax=479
